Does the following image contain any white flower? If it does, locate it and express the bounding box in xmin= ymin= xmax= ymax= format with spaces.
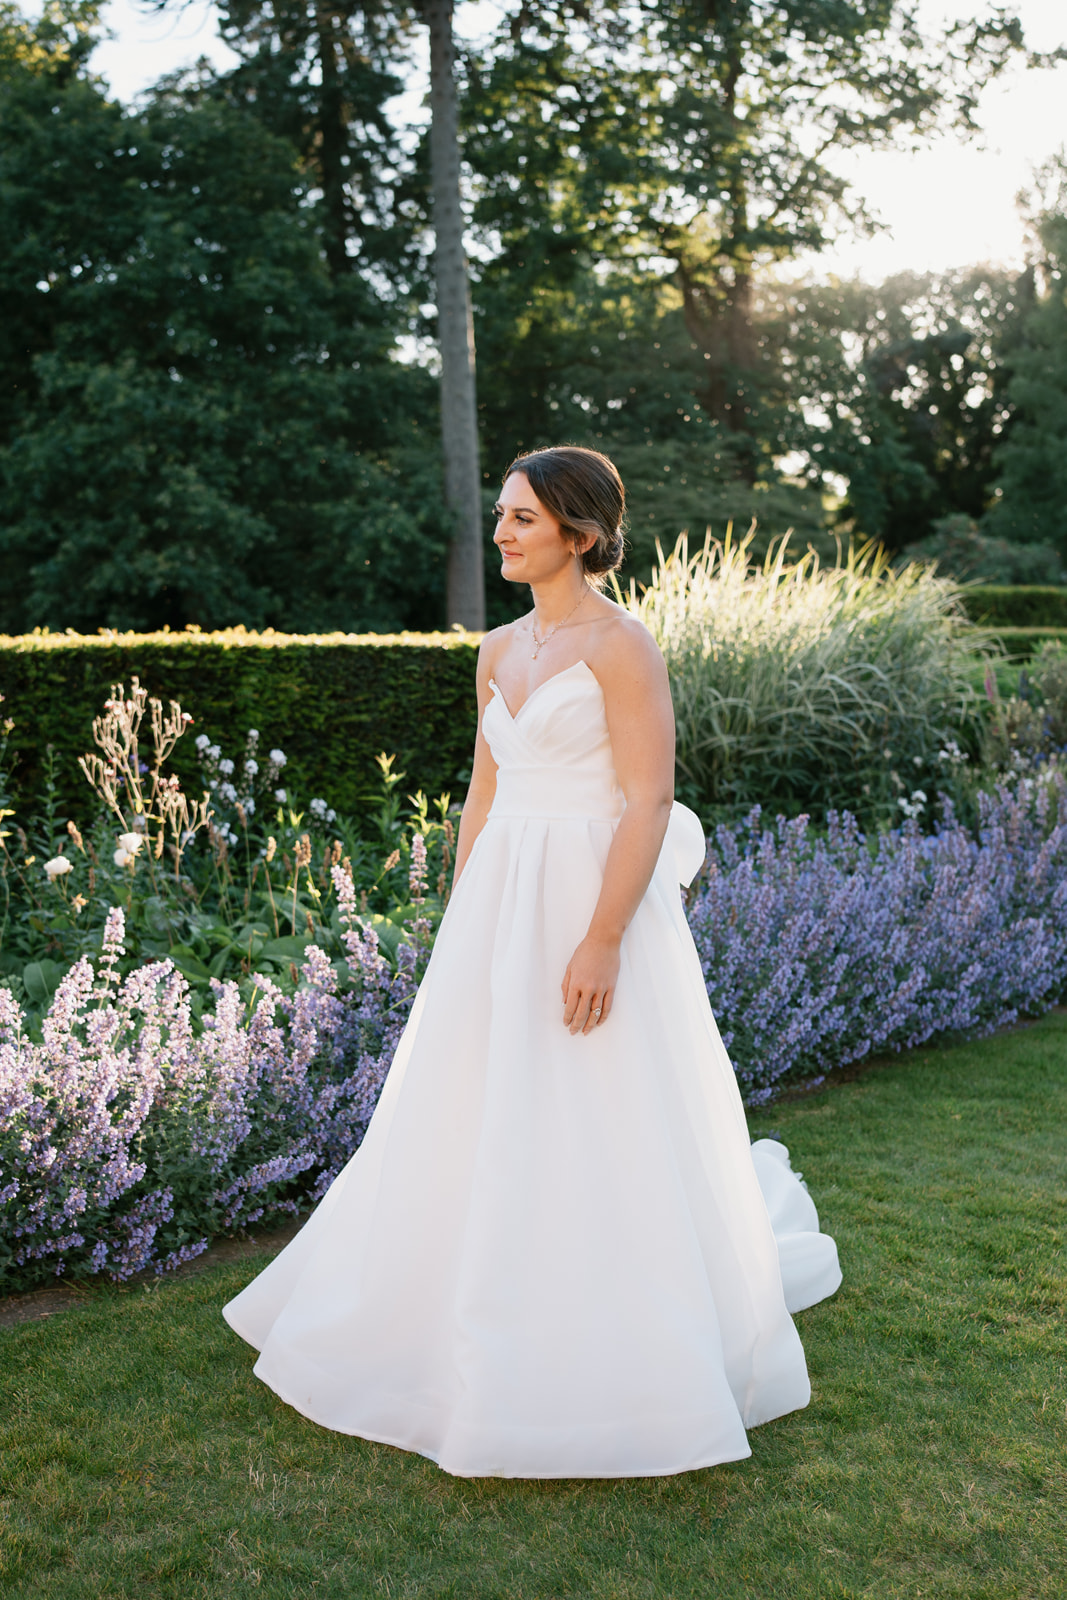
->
xmin=43 ymin=856 xmax=72 ymax=880
xmin=310 ymin=798 xmax=327 ymax=818
xmin=247 ymin=729 xmax=259 ymax=740
xmin=274 ymin=788 xmax=287 ymax=803
xmin=194 ymin=733 xmax=209 ymax=751
xmin=208 ymin=744 xmax=221 ymax=761
xmin=219 ymin=757 xmax=235 ymax=776
xmin=245 ymin=759 xmax=258 ymax=776
xmin=114 ymin=847 xmax=133 ymax=867
xmin=219 ymin=782 xmax=237 ymax=804
xmin=117 ymin=832 xmax=144 ymax=855
xmin=269 ymin=749 xmax=287 ymax=768
xmin=912 ymin=755 xmax=923 ymax=767
xmin=243 ymin=796 xmax=256 ymax=817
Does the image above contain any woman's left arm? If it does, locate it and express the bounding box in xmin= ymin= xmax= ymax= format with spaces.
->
xmin=561 ymin=622 xmax=676 ymax=1036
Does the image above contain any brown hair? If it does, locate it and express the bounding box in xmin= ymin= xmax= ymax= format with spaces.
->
xmin=504 ymin=445 xmax=625 ymax=586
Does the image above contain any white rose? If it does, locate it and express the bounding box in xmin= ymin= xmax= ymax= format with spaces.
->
xmin=269 ymin=749 xmax=287 ymax=768
xmin=245 ymin=759 xmax=258 ymax=776
xmin=44 ymin=856 xmax=72 ymax=880
xmin=116 ymin=832 xmax=144 ymax=855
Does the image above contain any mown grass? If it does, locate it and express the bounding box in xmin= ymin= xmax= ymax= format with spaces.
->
xmin=1 ymin=1014 xmax=1065 ymax=1600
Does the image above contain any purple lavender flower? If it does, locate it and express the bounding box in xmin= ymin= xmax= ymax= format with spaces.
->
xmin=2 ymin=771 xmax=1065 ymax=1290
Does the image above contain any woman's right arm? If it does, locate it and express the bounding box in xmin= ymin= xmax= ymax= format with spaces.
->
xmin=452 ymin=637 xmax=501 ymax=885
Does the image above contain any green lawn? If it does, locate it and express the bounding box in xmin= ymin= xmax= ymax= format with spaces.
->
xmin=1 ymin=1014 xmax=1065 ymax=1600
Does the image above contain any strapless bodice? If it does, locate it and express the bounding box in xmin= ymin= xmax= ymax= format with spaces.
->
xmin=484 ymin=660 xmax=625 ymax=821
xmin=483 ymin=659 xmax=707 ymax=886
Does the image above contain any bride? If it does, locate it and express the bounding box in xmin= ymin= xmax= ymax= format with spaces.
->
xmin=224 ymin=444 xmax=841 ymax=1478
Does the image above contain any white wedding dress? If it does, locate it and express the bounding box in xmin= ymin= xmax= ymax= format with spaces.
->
xmin=224 ymin=660 xmax=841 ymax=1477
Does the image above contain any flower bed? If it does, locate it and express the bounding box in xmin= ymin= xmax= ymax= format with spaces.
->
xmin=692 ymin=773 xmax=1067 ymax=1104
xmin=2 ymin=776 xmax=1066 ymax=1294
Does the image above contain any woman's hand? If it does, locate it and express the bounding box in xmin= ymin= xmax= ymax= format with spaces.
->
xmin=562 ymin=935 xmax=621 ymax=1035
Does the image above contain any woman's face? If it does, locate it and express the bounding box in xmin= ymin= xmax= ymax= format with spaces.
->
xmin=492 ymin=472 xmax=577 ymax=586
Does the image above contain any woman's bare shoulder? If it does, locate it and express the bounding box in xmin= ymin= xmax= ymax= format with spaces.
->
xmin=586 ymin=602 xmax=667 ymax=684
xmin=477 ymin=619 xmax=524 ymax=680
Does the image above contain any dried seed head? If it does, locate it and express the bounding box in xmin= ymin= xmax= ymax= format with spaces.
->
xmin=383 ymin=849 xmax=400 ymax=873
xmin=265 ymin=836 xmax=277 ymax=863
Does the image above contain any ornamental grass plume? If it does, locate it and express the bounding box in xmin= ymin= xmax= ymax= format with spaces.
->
xmin=625 ymin=531 xmax=991 ymax=819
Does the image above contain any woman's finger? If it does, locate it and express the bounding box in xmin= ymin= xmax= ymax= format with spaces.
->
xmin=582 ymin=987 xmax=614 ymax=1034
xmin=567 ymin=988 xmax=594 ymax=1034
xmin=580 ymin=993 xmax=601 ymax=1036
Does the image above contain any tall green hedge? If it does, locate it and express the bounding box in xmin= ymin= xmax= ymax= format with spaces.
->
xmin=0 ymin=629 xmax=480 ymax=823
xmin=960 ymin=587 xmax=1067 ymax=628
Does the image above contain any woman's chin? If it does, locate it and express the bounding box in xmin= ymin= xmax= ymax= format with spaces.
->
xmin=499 ymin=562 xmax=525 ymax=583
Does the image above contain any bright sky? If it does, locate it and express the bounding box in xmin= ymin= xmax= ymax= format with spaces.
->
xmin=81 ymin=0 xmax=1067 ymax=284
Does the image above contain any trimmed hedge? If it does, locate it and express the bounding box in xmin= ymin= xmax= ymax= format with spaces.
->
xmin=989 ymin=628 xmax=1067 ymax=659
xmin=960 ymin=587 xmax=1067 ymax=628
xmin=0 ymin=628 xmax=480 ymax=822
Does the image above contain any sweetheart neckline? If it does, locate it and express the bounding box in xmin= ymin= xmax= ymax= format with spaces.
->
xmin=488 ymin=659 xmax=596 ymax=722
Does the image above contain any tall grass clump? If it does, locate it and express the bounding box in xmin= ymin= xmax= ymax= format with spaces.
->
xmin=625 ymin=531 xmax=991 ymax=819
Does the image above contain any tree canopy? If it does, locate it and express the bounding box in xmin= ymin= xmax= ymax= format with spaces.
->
xmin=1 ymin=0 xmax=1064 ymax=634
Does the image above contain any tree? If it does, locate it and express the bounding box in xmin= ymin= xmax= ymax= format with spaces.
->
xmin=983 ymin=157 xmax=1067 ymax=558
xmin=460 ymin=0 xmax=1029 ymax=537
xmin=423 ymin=0 xmax=483 ymax=627
xmin=0 ymin=2 xmax=444 ymax=632
xmin=759 ymin=266 xmax=1032 ymax=550
xmin=167 ymin=0 xmax=485 ymax=625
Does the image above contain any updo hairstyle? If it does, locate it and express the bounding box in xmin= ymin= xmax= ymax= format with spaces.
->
xmin=504 ymin=445 xmax=625 ymax=587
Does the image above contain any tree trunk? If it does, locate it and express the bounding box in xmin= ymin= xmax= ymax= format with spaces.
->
xmin=315 ymin=2 xmax=351 ymax=278
xmin=425 ymin=0 xmax=485 ymax=629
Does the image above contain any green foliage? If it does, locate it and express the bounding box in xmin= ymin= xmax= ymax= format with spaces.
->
xmin=985 ymin=627 xmax=1067 ymax=659
xmin=761 ymin=269 xmax=1032 ymax=551
xmin=981 ymin=639 xmax=1067 ymax=771
xmin=899 ymin=517 xmax=1066 ymax=586
xmin=984 ymin=157 xmax=1067 ymax=559
xmin=0 ymin=2 xmax=446 ymax=634
xmin=0 ymin=631 xmax=478 ymax=825
xmin=463 ymin=2 xmax=1026 ymax=553
xmin=625 ymin=532 xmax=989 ymax=820
xmin=0 ymin=668 xmax=461 ymax=1014
xmin=1 ymin=1016 xmax=1065 ymax=1597
xmin=960 ymin=586 xmax=1067 ymax=627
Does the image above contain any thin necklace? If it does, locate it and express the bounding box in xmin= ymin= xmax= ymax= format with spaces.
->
xmin=531 ymin=586 xmax=590 ymax=660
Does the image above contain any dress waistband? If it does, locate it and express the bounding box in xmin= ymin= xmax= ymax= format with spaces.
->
xmin=489 ymin=767 xmax=625 ymax=821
